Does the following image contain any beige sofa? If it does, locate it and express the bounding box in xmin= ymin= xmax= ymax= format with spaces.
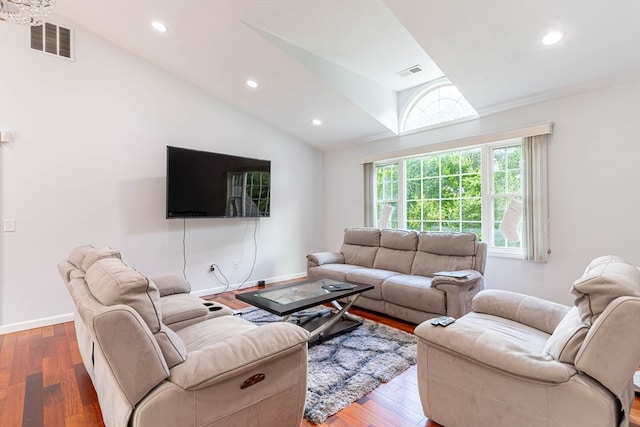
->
xmin=415 ymin=255 xmax=640 ymax=427
xmin=307 ymin=227 xmax=487 ymax=324
xmin=58 ymin=245 xmax=309 ymax=427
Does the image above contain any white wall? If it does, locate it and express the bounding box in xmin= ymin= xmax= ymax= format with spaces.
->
xmin=323 ymin=80 xmax=640 ymax=305
xmin=0 ymin=19 xmax=323 ymax=331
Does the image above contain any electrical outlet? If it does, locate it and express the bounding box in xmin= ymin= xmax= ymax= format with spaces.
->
xmin=233 ymin=259 xmax=239 ymax=269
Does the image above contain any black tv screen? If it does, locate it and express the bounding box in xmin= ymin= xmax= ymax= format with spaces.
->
xmin=166 ymin=146 xmax=271 ymax=218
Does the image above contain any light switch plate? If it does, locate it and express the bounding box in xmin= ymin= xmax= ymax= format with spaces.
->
xmin=3 ymin=219 xmax=16 ymax=232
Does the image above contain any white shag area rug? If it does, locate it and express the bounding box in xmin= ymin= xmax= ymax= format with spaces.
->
xmin=238 ymin=306 xmax=417 ymax=424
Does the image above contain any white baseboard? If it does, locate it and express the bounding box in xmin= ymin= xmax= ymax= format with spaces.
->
xmin=0 ymin=272 xmax=307 ymax=335
xmin=0 ymin=312 xmax=74 ymax=335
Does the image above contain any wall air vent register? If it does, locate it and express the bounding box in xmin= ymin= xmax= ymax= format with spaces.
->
xmin=29 ymin=22 xmax=74 ymax=61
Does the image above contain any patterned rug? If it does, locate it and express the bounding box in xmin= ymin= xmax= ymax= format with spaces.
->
xmin=237 ymin=306 xmax=417 ymax=424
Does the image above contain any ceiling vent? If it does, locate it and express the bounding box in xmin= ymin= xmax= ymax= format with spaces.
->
xmin=29 ymin=22 xmax=74 ymax=61
xmin=396 ymin=65 xmax=423 ymax=77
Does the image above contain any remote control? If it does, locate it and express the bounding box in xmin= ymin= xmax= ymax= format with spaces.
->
xmin=430 ymin=316 xmax=456 ymax=327
xmin=430 ymin=316 xmax=447 ymax=326
xmin=439 ymin=316 xmax=456 ymax=326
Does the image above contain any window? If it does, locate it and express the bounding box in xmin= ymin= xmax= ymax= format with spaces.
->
xmin=401 ymin=80 xmax=477 ymax=132
xmin=374 ymin=140 xmax=523 ymax=255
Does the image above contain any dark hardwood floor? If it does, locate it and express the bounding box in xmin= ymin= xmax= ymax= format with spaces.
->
xmin=1 ymin=282 xmax=639 ymax=427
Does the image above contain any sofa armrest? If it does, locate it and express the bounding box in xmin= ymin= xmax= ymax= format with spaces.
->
xmin=432 ymin=270 xmax=482 ymax=288
xmin=432 ymin=271 xmax=484 ymax=318
xmin=168 ymin=322 xmax=309 ymax=390
xmin=151 ymin=275 xmax=191 ymax=297
xmin=415 ymin=321 xmax=576 ymax=384
xmin=472 ymin=289 xmax=570 ymax=334
xmin=306 ymin=251 xmax=345 ymax=267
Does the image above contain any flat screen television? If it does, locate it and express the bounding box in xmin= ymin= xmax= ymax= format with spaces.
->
xmin=166 ymin=146 xmax=271 ymax=218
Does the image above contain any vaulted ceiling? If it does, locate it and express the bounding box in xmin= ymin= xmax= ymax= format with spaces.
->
xmin=54 ymin=0 xmax=640 ymax=150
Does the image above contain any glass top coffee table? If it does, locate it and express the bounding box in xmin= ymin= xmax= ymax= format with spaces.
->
xmin=236 ymin=278 xmax=373 ymax=343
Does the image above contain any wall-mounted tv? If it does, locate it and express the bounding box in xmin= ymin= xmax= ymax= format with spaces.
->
xmin=166 ymin=146 xmax=271 ymax=218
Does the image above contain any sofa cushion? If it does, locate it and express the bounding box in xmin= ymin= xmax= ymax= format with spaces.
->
xmin=543 ymin=306 xmax=589 ymax=363
xmin=343 ymin=227 xmax=381 ymax=246
xmin=346 ymin=268 xmax=400 ymax=300
xmin=58 ymin=260 xmax=84 ymax=283
xmin=80 ymin=247 xmax=122 ymax=271
xmin=341 ymin=244 xmax=379 ymax=268
xmin=68 ymin=245 xmax=122 ymax=271
xmin=380 ymin=229 xmax=418 ymax=250
xmin=68 ymin=245 xmax=95 ymax=268
xmin=417 ymin=232 xmax=478 ymax=256
xmin=86 ymin=258 xmax=162 ymax=333
xmin=374 ymin=248 xmax=416 ymax=274
xmin=176 ymin=315 xmax=257 ymax=351
xmin=382 ymin=275 xmax=446 ymax=315
xmin=571 ymin=255 xmax=640 ymax=325
xmin=373 ymin=229 xmax=418 ymax=274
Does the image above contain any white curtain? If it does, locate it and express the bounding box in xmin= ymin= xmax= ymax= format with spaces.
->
xmin=522 ymin=134 xmax=550 ymax=262
xmin=363 ymin=163 xmax=374 ymax=227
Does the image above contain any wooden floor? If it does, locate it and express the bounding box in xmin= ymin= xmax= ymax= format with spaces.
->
xmin=1 ymin=283 xmax=640 ymax=427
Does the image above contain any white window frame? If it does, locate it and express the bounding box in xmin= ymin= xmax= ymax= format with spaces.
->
xmin=373 ymin=139 xmax=524 ymax=258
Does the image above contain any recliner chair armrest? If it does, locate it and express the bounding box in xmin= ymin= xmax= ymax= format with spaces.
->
xmin=472 ymin=289 xmax=570 ymax=334
xmin=415 ymin=321 xmax=576 ymax=384
xmin=306 ymin=251 xmax=345 ymax=267
xmin=168 ymin=322 xmax=309 ymax=390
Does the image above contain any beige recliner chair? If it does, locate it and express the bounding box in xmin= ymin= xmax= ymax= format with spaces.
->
xmin=58 ymin=246 xmax=309 ymax=427
xmin=415 ymin=255 xmax=640 ymax=427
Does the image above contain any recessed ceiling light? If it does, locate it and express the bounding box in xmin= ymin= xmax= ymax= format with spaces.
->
xmin=311 ymin=119 xmax=322 ymax=126
xmin=151 ymin=21 xmax=168 ymax=33
xmin=542 ymin=31 xmax=563 ymax=46
xmin=246 ymin=80 xmax=259 ymax=88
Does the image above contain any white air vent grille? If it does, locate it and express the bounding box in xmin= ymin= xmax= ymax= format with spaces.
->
xmin=397 ymin=65 xmax=423 ymax=77
xmin=29 ymin=22 xmax=74 ymax=61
